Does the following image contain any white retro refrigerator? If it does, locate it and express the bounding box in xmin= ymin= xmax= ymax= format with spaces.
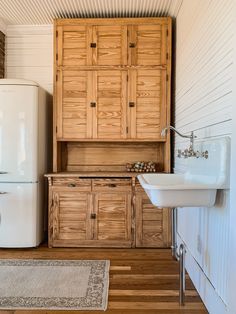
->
xmin=0 ymin=79 xmax=48 ymax=247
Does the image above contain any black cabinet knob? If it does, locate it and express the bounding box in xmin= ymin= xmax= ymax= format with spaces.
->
xmin=108 ymin=183 xmax=117 ymax=188
xmin=68 ymin=183 xmax=76 ymax=187
xmin=90 ymin=213 xmax=96 ymax=219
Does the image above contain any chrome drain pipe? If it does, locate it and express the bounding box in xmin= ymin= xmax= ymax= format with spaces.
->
xmin=171 ymin=207 xmax=186 ymax=306
xmin=179 ymin=243 xmax=186 ymax=305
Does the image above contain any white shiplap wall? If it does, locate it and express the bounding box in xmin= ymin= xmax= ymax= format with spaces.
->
xmin=0 ymin=0 xmax=182 ymax=24
xmin=5 ymin=25 xmax=53 ymax=93
xmin=175 ymin=0 xmax=233 ymax=312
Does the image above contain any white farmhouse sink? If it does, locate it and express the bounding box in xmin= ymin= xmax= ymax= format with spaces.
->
xmin=138 ymin=137 xmax=230 ymax=208
xmin=138 ymin=173 xmax=218 ymax=207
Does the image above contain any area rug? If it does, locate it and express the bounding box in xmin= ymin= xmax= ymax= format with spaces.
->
xmin=0 ymin=259 xmax=110 ymax=310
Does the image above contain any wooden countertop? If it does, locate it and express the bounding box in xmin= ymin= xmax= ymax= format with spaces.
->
xmin=44 ymin=171 xmax=165 ymax=178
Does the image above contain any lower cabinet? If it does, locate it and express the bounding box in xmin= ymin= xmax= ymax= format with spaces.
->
xmin=48 ymin=177 xmax=132 ymax=248
xmin=47 ymin=176 xmax=171 ymax=248
xmin=49 ymin=190 xmax=94 ymax=247
xmin=135 ymin=190 xmax=171 ymax=247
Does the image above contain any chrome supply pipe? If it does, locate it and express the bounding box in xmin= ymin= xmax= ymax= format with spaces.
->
xmin=179 ymin=244 xmax=186 ymax=306
xmin=171 ymin=208 xmax=178 ymax=259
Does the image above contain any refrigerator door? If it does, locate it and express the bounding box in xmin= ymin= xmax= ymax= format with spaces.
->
xmin=0 ymin=83 xmax=38 ymax=182
xmin=0 ymin=183 xmax=43 ymax=247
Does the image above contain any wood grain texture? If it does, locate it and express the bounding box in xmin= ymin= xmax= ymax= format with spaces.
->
xmin=47 ymin=175 xmax=170 ymax=248
xmin=0 ymin=31 xmax=5 ymax=78
xmin=94 ymin=70 xmax=127 ymax=139
xmin=52 ymin=17 xmax=172 ymax=247
xmin=56 ymin=69 xmax=93 ymax=140
xmin=135 ymin=188 xmax=171 ymax=248
xmin=94 ymin=192 xmax=132 ymax=245
xmin=94 ymin=25 xmax=127 ymax=66
xmin=55 ymin=17 xmax=172 ymax=26
xmin=48 ymin=177 xmax=133 ymax=247
xmin=129 ymin=69 xmax=165 ymax=140
xmin=66 ymin=142 xmax=164 ymax=172
xmin=0 ymin=247 xmax=208 ymax=314
xmin=56 ymin=25 xmax=90 ymax=66
xmin=51 ymin=190 xmax=93 ymax=245
xmin=129 ymin=24 xmax=164 ymax=66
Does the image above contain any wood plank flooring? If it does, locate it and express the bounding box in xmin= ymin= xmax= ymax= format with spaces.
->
xmin=0 ymin=246 xmax=208 ymax=314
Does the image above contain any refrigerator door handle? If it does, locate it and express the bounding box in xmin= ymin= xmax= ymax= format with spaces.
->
xmin=0 ymin=192 xmax=8 ymax=194
xmin=0 ymin=171 xmax=8 ymax=174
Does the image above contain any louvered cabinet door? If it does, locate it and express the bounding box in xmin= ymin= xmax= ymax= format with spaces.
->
xmin=50 ymin=190 xmax=93 ymax=247
xmin=135 ymin=191 xmax=171 ymax=247
xmin=93 ymin=25 xmax=127 ymax=66
xmin=128 ymin=69 xmax=167 ymax=140
xmin=93 ymin=70 xmax=127 ymax=139
xmin=56 ymin=70 xmax=93 ymax=139
xmin=56 ymin=25 xmax=92 ymax=66
xmin=94 ymin=192 xmax=132 ymax=247
xmin=128 ymin=24 xmax=168 ymax=66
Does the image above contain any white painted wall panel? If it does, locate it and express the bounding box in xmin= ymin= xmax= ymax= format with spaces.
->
xmin=0 ymin=0 xmax=182 ymax=24
xmin=175 ymin=0 xmax=233 ymax=310
xmin=5 ymin=25 xmax=53 ymax=94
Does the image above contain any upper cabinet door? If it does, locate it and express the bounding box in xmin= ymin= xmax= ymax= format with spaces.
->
xmin=56 ymin=69 xmax=93 ymax=140
xmin=128 ymin=69 xmax=167 ymax=140
xmin=56 ymin=25 xmax=93 ymax=66
xmin=92 ymin=70 xmax=127 ymax=139
xmin=56 ymin=25 xmax=128 ymax=67
xmin=128 ymin=24 xmax=167 ymax=66
xmin=92 ymin=25 xmax=127 ymax=66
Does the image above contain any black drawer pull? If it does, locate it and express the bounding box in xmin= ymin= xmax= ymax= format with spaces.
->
xmin=90 ymin=42 xmax=96 ymax=48
xmin=129 ymin=42 xmax=136 ymax=48
xmin=68 ymin=183 xmax=76 ymax=187
xmin=108 ymin=183 xmax=117 ymax=188
xmin=90 ymin=102 xmax=96 ymax=107
xmin=90 ymin=213 xmax=96 ymax=219
xmin=129 ymin=102 xmax=135 ymax=107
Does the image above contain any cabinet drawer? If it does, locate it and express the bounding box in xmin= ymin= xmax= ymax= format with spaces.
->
xmin=92 ymin=179 xmax=132 ymax=191
xmin=52 ymin=177 xmax=91 ymax=191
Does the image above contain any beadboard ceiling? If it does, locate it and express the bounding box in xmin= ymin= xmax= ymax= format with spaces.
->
xmin=0 ymin=0 xmax=182 ymax=25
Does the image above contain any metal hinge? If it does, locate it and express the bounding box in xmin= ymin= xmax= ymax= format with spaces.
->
xmin=56 ymin=74 xmax=58 ymax=81
xmin=56 ymin=53 xmax=58 ymax=61
xmin=166 ymin=74 xmax=169 ymax=81
xmin=56 ymin=30 xmax=58 ymax=38
xmin=166 ymin=52 xmax=169 ymax=60
xmin=126 ymin=126 xmax=128 ymax=133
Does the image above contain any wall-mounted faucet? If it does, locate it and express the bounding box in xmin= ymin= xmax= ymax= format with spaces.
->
xmin=161 ymin=125 xmax=208 ymax=159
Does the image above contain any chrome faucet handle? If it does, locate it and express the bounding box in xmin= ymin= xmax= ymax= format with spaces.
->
xmin=177 ymin=149 xmax=182 ymax=158
xmin=183 ymin=149 xmax=189 ymax=158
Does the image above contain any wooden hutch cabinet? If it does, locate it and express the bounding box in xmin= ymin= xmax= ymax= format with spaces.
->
xmin=46 ymin=17 xmax=172 ymax=248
